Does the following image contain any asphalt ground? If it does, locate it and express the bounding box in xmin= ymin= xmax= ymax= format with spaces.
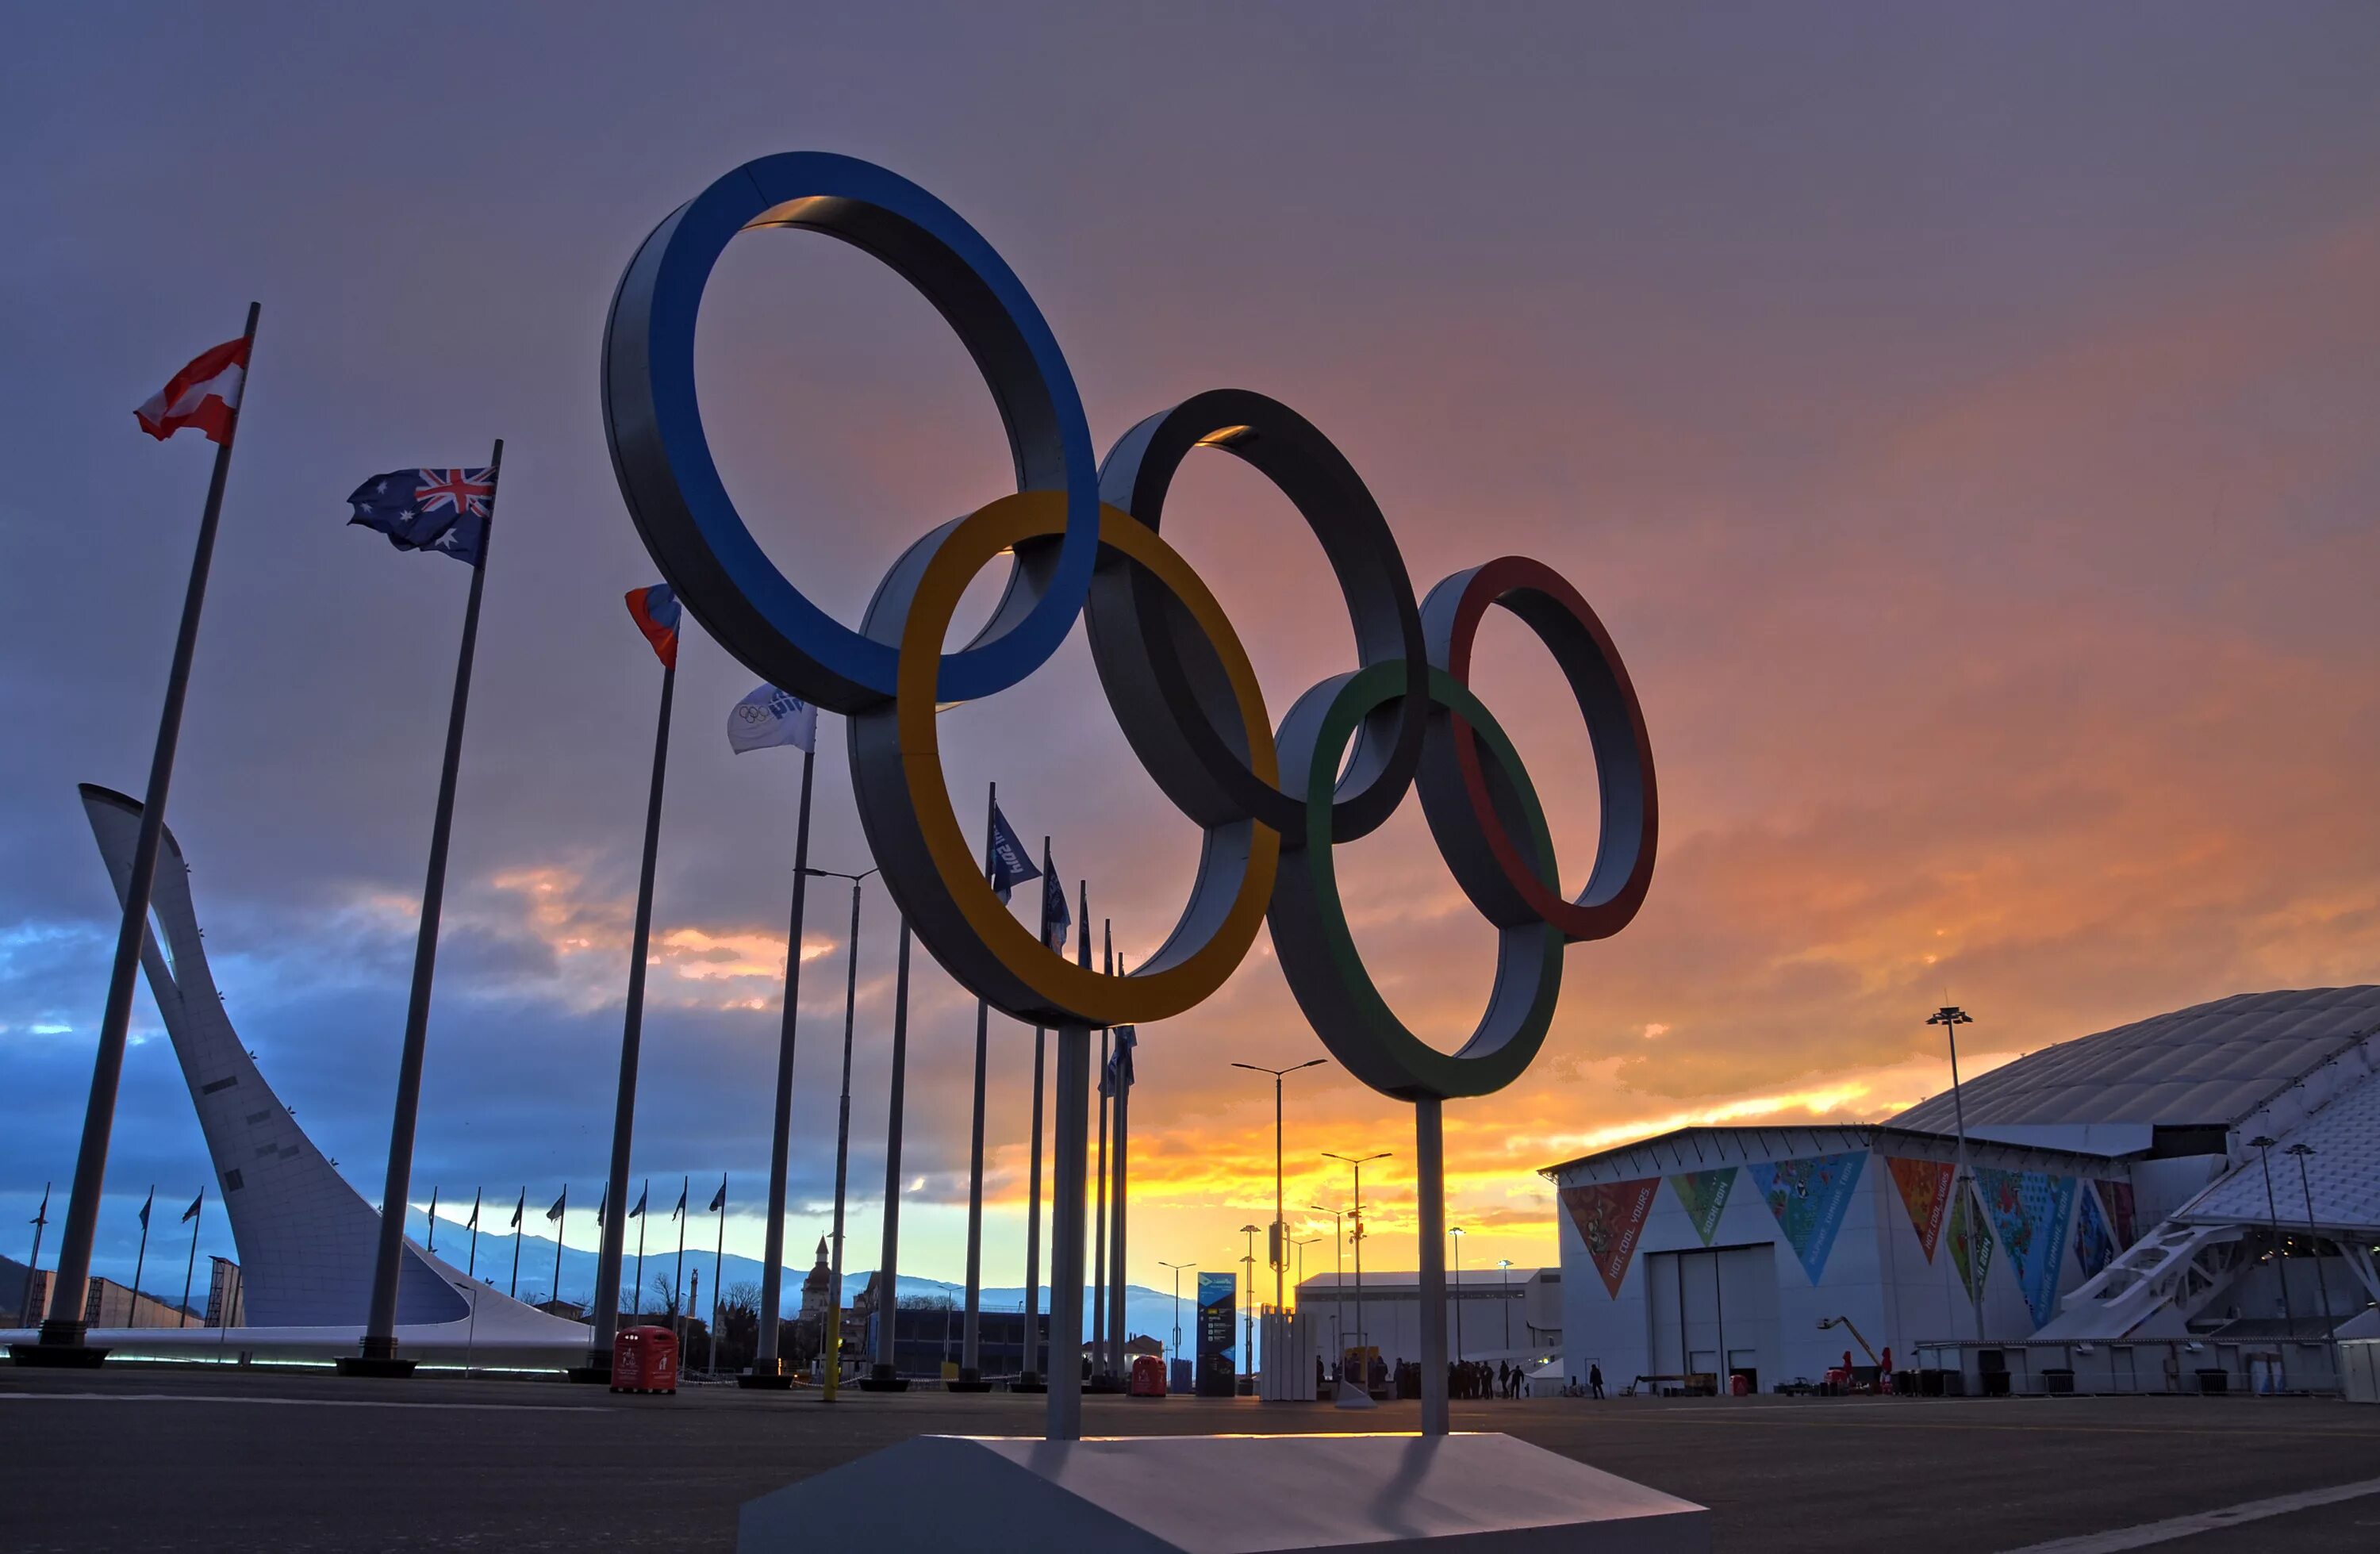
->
xmin=3 ymin=1366 xmax=2377 ymax=1552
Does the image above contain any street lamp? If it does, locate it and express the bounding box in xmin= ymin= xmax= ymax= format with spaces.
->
xmin=804 ymin=864 xmax=878 ymax=1402
xmin=2249 ymin=1136 xmax=2297 ymax=1337
xmin=1449 ymin=1226 xmax=1466 ymax=1363
xmin=1159 ymin=1260 xmax=1195 ymax=1373
xmin=1498 ymin=1259 xmax=1514 ymax=1349
xmin=1927 ymin=1006 xmax=1982 ymax=1343
xmin=2284 ymin=1143 xmax=2335 ymax=1333
xmin=1323 ymin=1151 xmax=1391 ymax=1383
xmin=1231 ymin=1059 xmax=1329 ymax=1324
xmin=1238 ymin=1225 xmax=1261 ymax=1382
xmin=1311 ymin=1202 xmax=1347 ymax=1379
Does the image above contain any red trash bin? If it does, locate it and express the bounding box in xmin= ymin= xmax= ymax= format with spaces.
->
xmin=612 ymin=1325 xmax=679 ymax=1395
xmin=1128 ymin=1353 xmax=1167 ymax=1397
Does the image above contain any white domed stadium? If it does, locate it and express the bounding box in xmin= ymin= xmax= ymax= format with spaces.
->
xmin=1541 ymin=988 xmax=2380 ymax=1397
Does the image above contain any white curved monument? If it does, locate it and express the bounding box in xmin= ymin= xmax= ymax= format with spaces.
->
xmin=1 ymin=786 xmax=588 ymax=1366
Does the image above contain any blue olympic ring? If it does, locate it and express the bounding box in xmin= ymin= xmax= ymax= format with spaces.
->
xmin=602 ymin=152 xmax=1100 ymax=712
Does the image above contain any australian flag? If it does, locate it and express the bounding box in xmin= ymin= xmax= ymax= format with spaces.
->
xmin=347 ymin=468 xmax=496 ymax=566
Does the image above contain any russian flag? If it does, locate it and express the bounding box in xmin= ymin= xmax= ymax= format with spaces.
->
xmin=136 ymin=337 xmax=249 ymax=443
xmin=625 ymin=583 xmax=681 ymax=668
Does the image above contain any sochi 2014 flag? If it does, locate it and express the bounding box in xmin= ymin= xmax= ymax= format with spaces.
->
xmin=727 ymin=683 xmax=816 ymax=754
xmin=136 ymin=337 xmax=249 ymax=443
xmin=987 ymin=803 xmax=1040 ymax=904
xmin=624 ymin=585 xmax=681 ymax=668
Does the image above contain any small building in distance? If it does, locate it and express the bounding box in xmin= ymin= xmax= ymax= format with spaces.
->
xmin=1293 ymin=1266 xmax=1557 ymax=1373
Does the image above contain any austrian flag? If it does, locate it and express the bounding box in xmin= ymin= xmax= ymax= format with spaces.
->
xmin=136 ymin=337 xmax=250 ymax=443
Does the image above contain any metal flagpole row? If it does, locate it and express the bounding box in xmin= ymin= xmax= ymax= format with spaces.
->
xmin=961 ymin=784 xmax=995 ymax=1384
xmin=820 ymin=869 xmax=874 ymax=1402
xmin=34 ymin=305 xmax=259 ymax=1360
xmin=1045 ymin=881 xmax=1093 ymax=1439
xmin=348 ymin=437 xmax=504 ymax=1374
xmin=1092 ymin=919 xmax=1111 ymax=1385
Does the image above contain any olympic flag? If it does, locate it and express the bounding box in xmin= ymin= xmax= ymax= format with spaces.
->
xmin=728 ymin=683 xmax=816 ymax=754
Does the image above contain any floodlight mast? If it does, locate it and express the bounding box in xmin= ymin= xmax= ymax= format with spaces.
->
xmin=1323 ymin=1151 xmax=1391 ymax=1380
xmin=1232 ymin=1058 xmax=1328 ymax=1323
xmin=2284 ymin=1143 xmax=2334 ymax=1333
xmin=1927 ymin=1005 xmax=1983 ymax=1344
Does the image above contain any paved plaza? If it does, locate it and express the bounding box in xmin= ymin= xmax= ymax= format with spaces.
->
xmin=4 ymin=1368 xmax=2378 ymax=1551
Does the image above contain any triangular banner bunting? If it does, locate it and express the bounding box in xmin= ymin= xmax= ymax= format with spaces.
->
xmin=1975 ymin=1167 xmax=2079 ymax=1327
xmin=1560 ymin=1180 xmax=1660 ymax=1298
xmin=1749 ymin=1153 xmax=1868 ymax=1283
xmin=1886 ymin=1156 xmax=1955 ymax=1263
xmin=1950 ymin=1181 xmax=1994 ymax=1305
xmin=2073 ymin=1180 xmax=2117 ymax=1282
xmin=1668 ymin=1168 xmax=1737 ymax=1246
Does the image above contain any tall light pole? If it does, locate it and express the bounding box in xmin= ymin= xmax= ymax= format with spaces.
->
xmin=1230 ymin=1059 xmax=1327 ymax=1324
xmin=808 ymin=864 xmax=877 ymax=1402
xmin=1311 ymin=1203 xmax=1347 ymax=1379
xmin=1160 ymin=1260 xmax=1194 ymax=1372
xmin=2249 ymin=1135 xmax=2297 ymax=1337
xmin=1238 ymin=1224 xmax=1260 ymax=1381
xmin=2284 ymin=1143 xmax=2335 ymax=1333
xmin=1498 ymin=1259 xmax=1514 ymax=1350
xmin=1449 ymin=1226 xmax=1465 ymax=1363
xmin=1323 ymin=1152 xmax=1389 ymax=1381
xmin=1927 ymin=1006 xmax=1983 ymax=1342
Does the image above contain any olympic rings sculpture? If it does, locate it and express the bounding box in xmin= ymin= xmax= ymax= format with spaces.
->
xmin=602 ymin=153 xmax=1656 ymax=1101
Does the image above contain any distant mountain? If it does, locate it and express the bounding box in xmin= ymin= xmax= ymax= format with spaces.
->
xmin=401 ymin=1208 xmax=1188 ymax=1345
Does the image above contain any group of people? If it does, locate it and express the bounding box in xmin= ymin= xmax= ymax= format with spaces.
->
xmin=1449 ymin=1359 xmax=1530 ymax=1399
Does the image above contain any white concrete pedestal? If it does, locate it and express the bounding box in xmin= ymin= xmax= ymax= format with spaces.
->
xmin=737 ymin=1431 xmax=1706 ymax=1552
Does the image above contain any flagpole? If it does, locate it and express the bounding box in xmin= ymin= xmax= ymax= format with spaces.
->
xmin=129 ymin=1190 xmax=152 ymax=1329
xmin=1092 ymin=923 xmax=1111 ymax=1385
xmin=823 ymin=874 xmax=869 ymax=1404
xmin=179 ymin=1188 xmax=204 ymax=1330
xmin=747 ymin=745 xmax=816 ymax=1388
xmin=347 ymin=436 xmax=502 ymax=1376
xmin=960 ymin=783 xmax=995 ymax=1387
xmin=551 ymin=1187 xmax=566 ymax=1307
xmin=1019 ymin=838 xmax=1054 ymax=1392
xmin=632 ymin=1180 xmax=649 ymax=1321
xmin=673 ymin=1175 xmax=688 ymax=1332
xmin=17 ymin=1184 xmax=48 ymax=1328
xmin=708 ymin=1176 xmax=726 ymax=1376
xmin=466 ymin=1188 xmax=482 ymax=1280
xmin=1110 ymin=992 xmax=1130 ymax=1387
xmin=509 ymin=1188 xmax=524 ymax=1300
xmin=34 ymin=305 xmax=259 ymax=1360
xmin=868 ymin=918 xmax=913 ymax=1389
xmin=589 ymin=647 xmax=677 ymax=1376
xmin=1045 ymin=880 xmax=1092 ymax=1440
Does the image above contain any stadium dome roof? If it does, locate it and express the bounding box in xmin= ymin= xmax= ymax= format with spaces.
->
xmin=1894 ymin=985 xmax=2380 ymax=1132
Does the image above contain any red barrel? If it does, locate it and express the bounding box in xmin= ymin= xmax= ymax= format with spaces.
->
xmin=612 ymin=1325 xmax=679 ymax=1395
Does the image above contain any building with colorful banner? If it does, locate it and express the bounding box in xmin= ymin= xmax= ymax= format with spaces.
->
xmin=1541 ymin=987 xmax=2380 ymax=1395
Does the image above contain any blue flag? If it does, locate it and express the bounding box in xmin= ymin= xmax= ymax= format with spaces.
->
xmin=988 ymin=804 xmax=1040 ymax=904
xmin=1039 ymin=839 xmax=1070 ymax=947
xmin=137 ymin=1188 xmax=153 ymax=1231
xmin=708 ymin=1175 xmax=727 ymax=1214
xmin=346 ymin=468 xmax=495 ymax=566
xmin=179 ymin=1189 xmax=203 ymax=1224
xmin=1102 ymin=1024 xmax=1138 ymax=1098
xmin=629 ymin=1185 xmax=647 ymax=1221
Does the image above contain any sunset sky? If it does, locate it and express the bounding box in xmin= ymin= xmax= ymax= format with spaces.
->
xmin=4 ymin=4 xmax=2376 ymax=1314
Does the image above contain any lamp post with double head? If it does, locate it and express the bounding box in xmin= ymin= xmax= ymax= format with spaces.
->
xmin=1311 ymin=1202 xmax=1347 ymax=1378
xmin=1238 ymin=1225 xmax=1260 ymax=1382
xmin=1323 ymin=1152 xmax=1390 ymax=1379
xmin=1498 ymin=1259 xmax=1514 ymax=1349
xmin=1231 ymin=1059 xmax=1327 ymax=1324
xmin=2283 ymin=1143 xmax=2335 ymax=1333
xmin=1159 ymin=1259 xmax=1194 ymax=1374
xmin=2249 ymin=1135 xmax=2297 ymax=1337
xmin=1927 ymin=1005 xmax=1983 ymax=1343
xmin=805 ymin=864 xmax=877 ymax=1402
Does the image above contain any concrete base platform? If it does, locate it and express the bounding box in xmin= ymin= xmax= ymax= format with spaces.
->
xmin=947 ymin=1378 xmax=996 ymax=1392
xmin=333 ymin=1356 xmax=418 ymax=1378
xmin=9 ymin=1343 xmax=111 ymax=1368
xmin=737 ymin=1432 xmax=1706 ymax=1552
